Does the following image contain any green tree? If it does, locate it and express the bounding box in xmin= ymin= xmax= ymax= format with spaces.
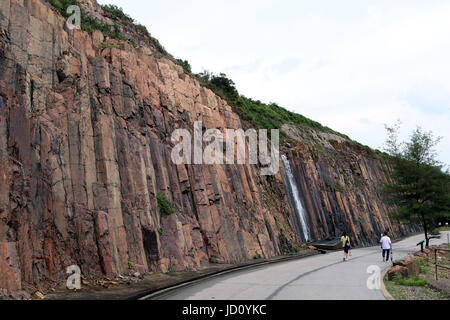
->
xmin=383 ymin=123 xmax=450 ymax=246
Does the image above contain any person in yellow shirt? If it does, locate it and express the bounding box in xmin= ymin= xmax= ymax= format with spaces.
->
xmin=341 ymin=232 xmax=351 ymax=261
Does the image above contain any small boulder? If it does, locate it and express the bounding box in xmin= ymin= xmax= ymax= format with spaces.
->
xmin=33 ymin=291 xmax=45 ymax=300
xmin=396 ymin=256 xmax=420 ymax=277
xmin=387 ymin=266 xmax=408 ymax=281
xmin=131 ymin=263 xmax=146 ymax=275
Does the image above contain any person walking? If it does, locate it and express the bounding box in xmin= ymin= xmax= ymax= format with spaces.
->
xmin=341 ymin=232 xmax=351 ymax=261
xmin=380 ymin=232 xmax=392 ymax=262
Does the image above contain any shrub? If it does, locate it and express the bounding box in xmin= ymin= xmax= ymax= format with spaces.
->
xmin=192 ymin=71 xmax=354 ymax=142
xmin=175 ymin=59 xmax=192 ymax=74
xmin=48 ymin=0 xmax=78 ymax=17
xmin=81 ymin=15 xmax=126 ymax=41
xmin=135 ymin=23 xmax=150 ymax=36
xmin=157 ymin=192 xmax=175 ymax=216
xmin=101 ymin=4 xmax=133 ymax=23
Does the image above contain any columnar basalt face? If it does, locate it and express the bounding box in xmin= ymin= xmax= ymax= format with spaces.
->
xmin=280 ymin=124 xmax=418 ymax=245
xmin=0 ymin=0 xmax=416 ymax=294
xmin=0 ymin=0 xmax=299 ymax=293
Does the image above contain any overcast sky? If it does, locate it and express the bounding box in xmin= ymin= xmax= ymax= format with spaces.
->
xmin=99 ymin=0 xmax=450 ymax=166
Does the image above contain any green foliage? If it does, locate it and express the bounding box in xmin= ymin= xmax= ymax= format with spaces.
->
xmin=48 ymin=0 xmax=127 ymax=41
xmin=48 ymin=0 xmax=78 ymax=17
xmin=383 ymin=124 xmax=450 ymax=246
xmin=81 ymin=15 xmax=126 ymax=41
xmin=158 ymin=227 xmax=164 ymax=235
xmin=176 ymin=59 xmax=192 ymax=74
xmin=135 ymin=23 xmax=150 ymax=36
xmin=99 ymin=41 xmax=120 ymax=50
xmin=415 ymin=258 xmax=429 ymax=274
xmin=392 ymin=274 xmax=427 ymax=287
xmin=101 ymin=4 xmax=133 ymax=23
xmin=157 ymin=192 xmax=175 ymax=216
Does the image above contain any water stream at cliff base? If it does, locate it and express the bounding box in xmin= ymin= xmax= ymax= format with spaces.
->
xmin=282 ymin=155 xmax=311 ymax=242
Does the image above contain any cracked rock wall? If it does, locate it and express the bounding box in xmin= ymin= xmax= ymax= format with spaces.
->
xmin=0 ymin=0 xmax=415 ymax=293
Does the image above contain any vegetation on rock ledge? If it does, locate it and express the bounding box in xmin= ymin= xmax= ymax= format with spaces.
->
xmin=157 ymin=192 xmax=176 ymax=216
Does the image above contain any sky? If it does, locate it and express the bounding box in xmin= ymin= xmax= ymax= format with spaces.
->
xmin=99 ymin=0 xmax=450 ymax=167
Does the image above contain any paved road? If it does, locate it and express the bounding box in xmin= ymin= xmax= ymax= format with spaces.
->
xmin=155 ymin=231 xmax=449 ymax=300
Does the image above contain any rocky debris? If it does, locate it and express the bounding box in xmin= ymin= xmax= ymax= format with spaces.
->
xmin=0 ymin=288 xmax=31 ymax=300
xmin=427 ymin=278 xmax=450 ymax=294
xmin=79 ymin=274 xmax=145 ymax=290
xmin=388 ymin=244 xmax=449 ymax=282
xmin=130 ymin=263 xmax=146 ymax=275
xmin=413 ymin=245 xmax=448 ymax=259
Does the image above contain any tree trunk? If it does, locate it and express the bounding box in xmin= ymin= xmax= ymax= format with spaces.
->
xmin=422 ymin=217 xmax=429 ymax=247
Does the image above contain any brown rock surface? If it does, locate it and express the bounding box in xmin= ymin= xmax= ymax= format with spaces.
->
xmin=399 ymin=256 xmax=420 ymax=277
xmin=0 ymin=0 xmax=417 ymax=293
xmin=388 ymin=266 xmax=409 ymax=281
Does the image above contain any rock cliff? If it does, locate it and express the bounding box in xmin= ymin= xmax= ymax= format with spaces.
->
xmin=0 ymin=0 xmax=415 ymax=294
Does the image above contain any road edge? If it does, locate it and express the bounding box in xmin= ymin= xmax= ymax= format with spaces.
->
xmin=134 ymin=251 xmax=320 ymax=300
xmin=380 ymin=265 xmax=395 ymax=300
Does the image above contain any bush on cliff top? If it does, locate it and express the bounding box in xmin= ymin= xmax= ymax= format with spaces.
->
xmin=81 ymin=16 xmax=126 ymax=41
xmin=194 ymin=71 xmax=350 ymax=140
xmin=100 ymin=4 xmax=133 ymax=23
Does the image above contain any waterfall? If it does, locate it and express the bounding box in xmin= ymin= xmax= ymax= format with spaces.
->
xmin=282 ymin=155 xmax=311 ymax=242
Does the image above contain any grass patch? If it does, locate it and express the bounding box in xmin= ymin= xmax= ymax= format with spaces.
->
xmin=415 ymin=258 xmax=429 ymax=274
xmin=392 ymin=274 xmax=427 ymax=287
xmin=99 ymin=41 xmax=120 ymax=50
xmin=384 ymin=274 xmax=449 ymax=300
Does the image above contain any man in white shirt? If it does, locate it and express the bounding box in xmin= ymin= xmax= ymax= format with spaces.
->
xmin=380 ymin=232 xmax=392 ymax=262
